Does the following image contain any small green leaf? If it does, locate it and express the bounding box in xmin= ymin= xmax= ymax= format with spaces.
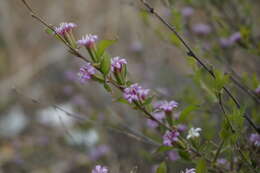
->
xmin=166 ymin=114 xmax=173 ymax=126
xmin=45 ymin=28 xmax=54 ymax=35
xmin=103 ymin=83 xmax=112 ymax=93
xmin=114 ymin=71 xmax=124 ymax=85
xmin=143 ymin=96 xmax=154 ymax=106
xmin=96 ymin=39 xmax=116 ymax=58
xmin=196 ymin=159 xmax=207 ymax=173
xmin=121 ymin=64 xmax=127 ymax=81
xmin=178 ymin=150 xmax=191 ymax=161
xmin=179 ymin=105 xmax=198 ymax=122
xmin=156 ymin=162 xmax=167 ymax=173
xmin=220 ymin=119 xmax=231 ymax=140
xmin=100 ymin=53 xmax=111 ymax=76
xmin=114 ymin=97 xmax=129 ymax=105
xmin=45 ymin=28 xmax=63 ymax=42
xmin=92 ymin=75 xmax=105 ymax=83
xmin=211 ymin=70 xmax=229 ymax=93
xmin=155 ymin=146 xmax=174 ymax=153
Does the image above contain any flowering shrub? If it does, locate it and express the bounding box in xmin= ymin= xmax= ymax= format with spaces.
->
xmin=21 ymin=0 xmax=260 ymax=172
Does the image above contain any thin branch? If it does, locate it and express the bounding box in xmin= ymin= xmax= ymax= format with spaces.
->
xmin=218 ymin=92 xmax=235 ymax=133
xmin=213 ymin=140 xmax=225 ymax=164
xmin=139 ymin=0 xmax=259 ymax=134
xmin=21 ymin=0 xmax=88 ymax=62
xmin=229 ymin=74 xmax=260 ymax=104
xmin=12 ymin=87 xmax=159 ymax=146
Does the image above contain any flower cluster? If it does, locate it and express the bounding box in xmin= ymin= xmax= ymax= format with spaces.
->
xmin=156 ymin=100 xmax=178 ymax=113
xmin=54 ymin=22 xmax=77 ymax=36
xmin=92 ymin=165 xmax=108 ymax=173
xmin=255 ymin=86 xmax=260 ymax=96
xmin=181 ymin=7 xmax=194 ymax=17
xmin=192 ymin=23 xmax=211 ymax=35
xmin=77 ymin=34 xmax=98 ymax=48
xmin=187 ymin=127 xmax=202 ymax=139
xmin=123 ymin=83 xmax=150 ymax=103
xmin=111 ymin=56 xmax=127 ymax=72
xmin=78 ymin=63 xmax=96 ymax=83
xmin=163 ymin=130 xmax=180 ymax=146
xmin=146 ymin=112 xmax=165 ymax=128
xmin=220 ymin=32 xmax=241 ymax=48
xmin=249 ymin=133 xmax=260 ymax=147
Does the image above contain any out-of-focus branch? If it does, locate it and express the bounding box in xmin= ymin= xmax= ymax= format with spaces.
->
xmin=139 ymin=0 xmax=260 ymax=134
xmin=13 ymin=87 xmax=159 ymax=146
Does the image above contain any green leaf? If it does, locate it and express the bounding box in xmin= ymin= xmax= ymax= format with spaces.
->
xmin=178 ymin=150 xmax=191 ymax=161
xmin=212 ymin=70 xmax=229 ymax=93
xmin=156 ymin=162 xmax=167 ymax=173
xmin=100 ymin=53 xmax=111 ymax=76
xmin=114 ymin=71 xmax=124 ymax=85
xmin=92 ymin=74 xmax=105 ymax=83
xmin=114 ymin=97 xmax=130 ymax=105
xmin=45 ymin=28 xmax=63 ymax=42
xmin=220 ymin=119 xmax=231 ymax=140
xmin=196 ymin=159 xmax=207 ymax=173
xmin=103 ymin=83 xmax=112 ymax=93
xmin=229 ymin=108 xmax=244 ymax=129
xmin=45 ymin=28 xmax=54 ymax=35
xmin=179 ymin=105 xmax=198 ymax=122
xmin=143 ymin=96 xmax=154 ymax=106
xmin=166 ymin=114 xmax=173 ymax=126
xmin=96 ymin=39 xmax=116 ymax=59
xmin=155 ymin=146 xmax=174 ymax=153
xmin=121 ymin=64 xmax=127 ymax=81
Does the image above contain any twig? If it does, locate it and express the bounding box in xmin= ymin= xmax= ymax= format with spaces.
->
xmin=229 ymin=74 xmax=260 ymax=104
xmin=12 ymin=87 xmax=159 ymax=146
xmin=139 ymin=0 xmax=259 ymax=134
xmin=213 ymin=140 xmax=225 ymax=164
xmin=217 ymin=93 xmax=257 ymax=172
xmin=218 ymin=93 xmax=235 ymax=133
xmin=21 ymin=0 xmax=88 ymax=62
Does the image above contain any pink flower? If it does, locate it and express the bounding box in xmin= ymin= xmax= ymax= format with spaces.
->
xmin=192 ymin=23 xmax=211 ymax=35
xmin=168 ymin=150 xmax=180 ymax=161
xmin=54 ymin=22 xmax=77 ymax=36
xmin=217 ymin=158 xmax=228 ymax=165
xmin=90 ymin=145 xmax=110 ymax=160
xmin=123 ymin=83 xmax=150 ymax=103
xmin=181 ymin=7 xmax=194 ymax=17
xmin=92 ymin=165 xmax=108 ymax=173
xmin=146 ymin=112 xmax=165 ymax=128
xmin=249 ymin=133 xmax=260 ymax=147
xmin=219 ymin=32 xmax=241 ymax=48
xmin=177 ymin=124 xmax=187 ymax=132
xmin=163 ymin=130 xmax=180 ymax=146
xmin=220 ymin=38 xmax=233 ymax=48
xmin=111 ymin=56 xmax=127 ymax=72
xmin=78 ymin=63 xmax=96 ymax=83
xmin=156 ymin=100 xmax=178 ymax=112
xmin=229 ymin=32 xmax=241 ymax=43
xmin=255 ymin=86 xmax=260 ymax=95
xmin=77 ymin=34 xmax=98 ymax=48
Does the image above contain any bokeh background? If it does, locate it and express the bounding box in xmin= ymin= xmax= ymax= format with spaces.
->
xmin=0 ymin=0 xmax=259 ymax=172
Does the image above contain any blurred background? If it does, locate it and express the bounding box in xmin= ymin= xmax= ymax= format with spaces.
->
xmin=0 ymin=0 xmax=259 ymax=172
